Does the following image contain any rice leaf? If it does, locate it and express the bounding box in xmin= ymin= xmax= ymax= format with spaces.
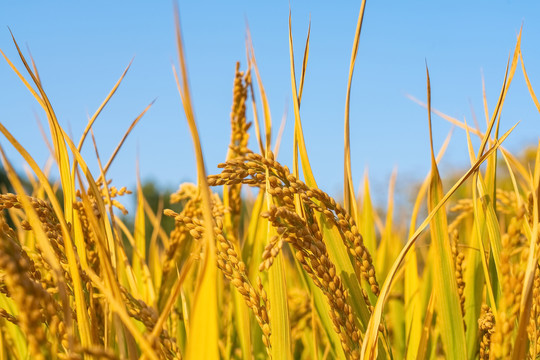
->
xmin=520 ymin=51 xmax=540 ymax=113
xmin=414 ymin=291 xmax=435 ymax=360
xmin=134 ymin=172 xmax=149 ymax=303
xmin=511 ymin=145 xmax=540 ymax=360
xmin=343 ymin=0 xmax=367 ymax=216
xmin=359 ymin=171 xmax=376 ymax=256
xmin=376 ymin=168 xmax=397 ymax=281
xmin=173 ymin=7 xmax=219 ymax=359
xmin=76 ymin=59 xmax=133 ymax=152
xmin=424 ymin=65 xmax=467 ymax=359
xmin=267 ymin=232 xmax=293 ymax=359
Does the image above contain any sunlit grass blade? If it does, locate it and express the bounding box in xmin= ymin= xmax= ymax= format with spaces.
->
xmin=459 ymin=118 xmax=490 ymax=358
xmin=146 ymin=197 xmax=165 ymax=290
xmin=289 ymin=9 xmax=310 ymax=209
xmin=76 ymin=59 xmax=133 ymax=152
xmin=343 ymin=0 xmax=366 ymax=216
xmin=173 ymin=5 xmax=219 ymax=359
xmin=289 ymin=12 xmax=315 ymax=185
xmin=404 ymin=128 xmax=452 ymax=360
xmin=375 ymin=168 xmax=397 ymax=281
xmin=424 ymin=65 xmax=467 ymax=359
xmin=471 ymin=173 xmax=502 ymax=305
xmin=273 ymin=105 xmax=288 ymax=157
xmin=463 ymin=92 xmax=501 ymax=314
xmin=143 ymin=198 xmax=170 ymax=249
xmin=267 ymin=229 xmax=293 ymax=359
xmin=476 ymin=58 xmax=509 ymax=159
xmin=463 ymin=226 xmax=485 ymax=359
xmin=297 ymin=19 xmax=310 ymax=104
xmin=473 ymin=34 xmax=522 ymax=310
xmin=244 ymin=28 xmax=265 ymax=155
xmin=414 ymin=290 xmax=435 ymax=360
xmin=359 ymin=170 xmax=376 ymax=256
xmin=112 ymin=217 xmax=145 ymax=295
xmin=26 ymin=46 xmax=42 ymax=88
xmin=242 ymin=191 xmax=266 ymax=280
xmin=8 ymin=30 xmax=76 ymax=229
xmin=134 ymin=169 xmax=149 ymax=303
xmin=0 ymin=47 xmax=44 ymax=109
xmin=512 ymin=142 xmax=540 ymax=359
xmin=493 ymin=26 xmax=521 ymax=140
xmin=404 ymin=228 xmax=422 ymax=360
xmin=481 ymin=70 xmax=490 ymax=128
xmin=247 ymin=29 xmax=272 ymax=153
xmin=520 ymin=51 xmax=540 ymax=113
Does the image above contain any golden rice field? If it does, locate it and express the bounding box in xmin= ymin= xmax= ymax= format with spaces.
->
xmin=1 ymin=3 xmax=540 ymax=360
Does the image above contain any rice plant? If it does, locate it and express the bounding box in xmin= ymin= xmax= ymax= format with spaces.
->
xmin=0 ymin=3 xmax=539 ymax=360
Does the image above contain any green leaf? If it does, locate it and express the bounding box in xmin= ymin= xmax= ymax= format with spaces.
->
xmin=425 ymin=65 xmax=467 ymax=359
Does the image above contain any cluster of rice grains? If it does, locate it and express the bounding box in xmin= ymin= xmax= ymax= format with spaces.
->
xmin=0 ymin=194 xmax=66 ymax=359
xmin=207 ymin=147 xmax=381 ymax=359
xmin=0 ymin=187 xmax=178 ymax=360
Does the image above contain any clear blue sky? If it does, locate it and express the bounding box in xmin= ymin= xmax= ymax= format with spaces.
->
xmin=0 ymin=2 xmax=539 ymax=206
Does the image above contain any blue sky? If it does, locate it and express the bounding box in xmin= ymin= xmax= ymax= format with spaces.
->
xmin=0 ymin=2 xmax=539 ymax=206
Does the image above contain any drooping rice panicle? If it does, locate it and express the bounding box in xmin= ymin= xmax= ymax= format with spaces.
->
xmin=262 ymin=204 xmax=363 ymax=358
xmin=208 ymin=150 xmax=380 ymax=298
